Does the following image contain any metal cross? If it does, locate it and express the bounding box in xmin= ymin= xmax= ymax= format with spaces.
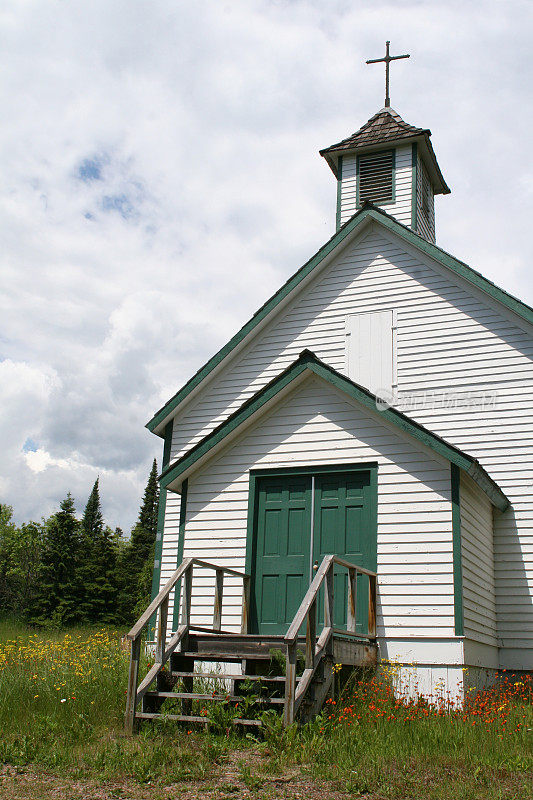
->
xmin=366 ymin=41 xmax=410 ymax=108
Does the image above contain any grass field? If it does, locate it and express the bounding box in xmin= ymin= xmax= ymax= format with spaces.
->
xmin=0 ymin=619 xmax=531 ymax=799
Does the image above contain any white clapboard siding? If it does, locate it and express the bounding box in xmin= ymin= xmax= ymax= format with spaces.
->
xmin=178 ymin=377 xmax=454 ymax=637
xmin=161 ymin=225 xmax=533 ymax=661
xmin=416 ymin=153 xmax=436 ymax=243
xmin=460 ymin=473 xmax=497 ymax=646
xmin=339 ymin=145 xmax=413 ymax=228
xmin=159 ymin=492 xmax=182 ymax=622
xmin=339 ymin=155 xmax=357 ymax=223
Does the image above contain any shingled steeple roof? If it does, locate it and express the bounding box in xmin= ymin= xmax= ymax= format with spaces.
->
xmin=320 ymin=107 xmax=450 ymax=195
xmin=321 ymin=107 xmax=428 ymax=153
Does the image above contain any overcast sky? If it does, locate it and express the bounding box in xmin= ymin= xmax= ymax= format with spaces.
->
xmin=1 ymin=0 xmax=532 ymax=532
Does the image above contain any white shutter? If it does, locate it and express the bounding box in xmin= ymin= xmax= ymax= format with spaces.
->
xmin=346 ymin=310 xmax=395 ymax=397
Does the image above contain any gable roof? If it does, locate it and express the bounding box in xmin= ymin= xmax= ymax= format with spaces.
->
xmin=158 ymin=349 xmax=508 ymax=512
xmin=147 ymin=203 xmax=533 ymax=436
xmin=319 ymin=107 xmax=450 ymax=194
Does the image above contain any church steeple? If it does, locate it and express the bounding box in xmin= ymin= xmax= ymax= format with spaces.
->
xmin=320 ymin=45 xmax=449 ymax=243
xmin=320 ymin=107 xmax=450 ymax=243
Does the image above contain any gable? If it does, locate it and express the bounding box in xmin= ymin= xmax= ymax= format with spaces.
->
xmin=159 ymin=351 xmax=507 ymax=511
xmin=147 ymin=206 xmax=533 ymax=443
xmin=156 ymin=217 xmax=533 ymax=479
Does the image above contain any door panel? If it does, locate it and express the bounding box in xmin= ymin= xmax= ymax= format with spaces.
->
xmin=314 ymin=472 xmax=374 ymax=633
xmin=254 ymin=476 xmax=311 ymax=634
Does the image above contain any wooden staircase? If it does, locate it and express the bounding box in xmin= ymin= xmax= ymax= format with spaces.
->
xmin=124 ymin=556 xmax=378 ymax=733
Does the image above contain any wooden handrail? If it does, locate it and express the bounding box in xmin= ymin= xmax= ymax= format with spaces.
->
xmin=328 ymin=555 xmax=377 ymax=577
xmin=283 ymin=554 xmax=377 ymax=726
xmin=126 ymin=557 xmax=250 ymax=641
xmin=124 ymin=557 xmax=251 ymax=734
xmin=285 ymin=555 xmax=335 ymax=644
xmin=126 ymin=558 xmax=192 ymax=641
xmin=285 ymin=555 xmax=377 ymax=644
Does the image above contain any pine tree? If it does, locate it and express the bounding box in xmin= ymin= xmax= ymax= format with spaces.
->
xmin=116 ymin=459 xmax=159 ymax=622
xmin=129 ymin=459 xmax=159 ymax=576
xmin=29 ymin=493 xmax=82 ymax=627
xmin=82 ymin=478 xmax=104 ymax=540
xmin=79 ymin=478 xmax=116 ymax=623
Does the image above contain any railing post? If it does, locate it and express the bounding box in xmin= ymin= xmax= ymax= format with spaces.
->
xmin=181 ymin=562 xmax=193 ymax=628
xmin=324 ymin=561 xmax=334 ymax=658
xmin=213 ymin=568 xmax=224 ymax=631
xmin=324 ymin=562 xmax=334 ymax=629
xmin=156 ymin=596 xmax=169 ymax=663
xmin=124 ymin=637 xmax=141 ymax=735
xmin=305 ymin=598 xmax=316 ymax=670
xmin=283 ymin=641 xmax=297 ymax=727
xmin=347 ymin=567 xmax=357 ymax=634
xmin=241 ymin=575 xmax=251 ymax=634
xmin=368 ymin=573 xmax=377 ymax=638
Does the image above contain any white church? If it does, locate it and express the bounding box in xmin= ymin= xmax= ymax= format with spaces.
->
xmin=127 ymin=50 xmax=532 ymax=724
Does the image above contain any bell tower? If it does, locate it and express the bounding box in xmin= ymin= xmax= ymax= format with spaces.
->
xmin=319 ymin=43 xmax=450 ymax=243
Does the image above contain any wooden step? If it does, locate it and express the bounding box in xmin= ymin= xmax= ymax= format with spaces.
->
xmin=185 ymin=633 xmax=302 ymax=659
xmin=143 ymin=690 xmax=284 ymax=704
xmin=171 ymin=671 xmax=286 ymax=682
xmin=178 ymin=651 xmax=272 ymax=661
xmin=136 ymin=711 xmax=262 ymax=727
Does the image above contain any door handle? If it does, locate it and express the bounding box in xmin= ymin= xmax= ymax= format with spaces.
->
xmin=313 ymin=561 xmax=318 ymax=572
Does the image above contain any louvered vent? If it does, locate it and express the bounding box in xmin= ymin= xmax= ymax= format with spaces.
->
xmin=358 ymin=150 xmax=394 ymax=204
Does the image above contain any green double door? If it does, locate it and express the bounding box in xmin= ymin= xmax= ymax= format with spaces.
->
xmin=252 ymin=470 xmax=376 ymax=635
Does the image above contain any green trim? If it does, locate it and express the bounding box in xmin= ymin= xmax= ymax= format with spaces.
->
xmin=160 ymin=361 xmax=309 ymax=488
xmin=244 ymin=471 xmax=259 ymax=630
xmin=245 ymin=462 xmax=378 ymax=633
xmin=366 ymin=210 xmax=533 ymax=329
xmin=163 ymin=420 xmax=173 ymax=467
xmin=250 ymin=462 xmax=378 ymax=478
xmin=171 ymin=477 xmax=188 ymax=631
xmin=451 ymin=464 xmax=464 ymax=636
xmin=411 ymin=143 xmax=418 ymax=232
xmin=149 ymin=419 xmax=173 ymax=635
xmin=356 ymin=148 xmax=396 ymax=209
xmin=159 ymin=349 xmax=508 ymax=511
xmin=335 ymin=156 xmax=343 ymax=231
xmin=147 ymin=204 xmax=533 ymax=436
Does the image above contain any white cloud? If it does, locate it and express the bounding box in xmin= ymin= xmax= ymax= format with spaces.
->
xmin=1 ymin=0 xmax=532 ymax=530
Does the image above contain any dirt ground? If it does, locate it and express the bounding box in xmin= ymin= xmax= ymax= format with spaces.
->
xmin=0 ymin=754 xmax=354 ymax=800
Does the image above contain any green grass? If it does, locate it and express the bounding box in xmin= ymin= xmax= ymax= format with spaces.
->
xmin=0 ymin=619 xmax=531 ymax=799
xmin=0 ymin=619 xmax=226 ymax=783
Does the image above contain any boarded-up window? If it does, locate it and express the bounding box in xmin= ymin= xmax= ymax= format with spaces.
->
xmin=358 ymin=150 xmax=394 ymax=205
xmin=346 ymin=310 xmax=395 ymax=397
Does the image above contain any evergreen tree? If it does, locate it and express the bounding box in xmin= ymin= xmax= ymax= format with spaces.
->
xmin=29 ymin=494 xmax=82 ymax=627
xmin=129 ymin=459 xmax=159 ymax=577
xmin=82 ymin=478 xmax=104 ymax=540
xmin=116 ymin=459 xmax=159 ymax=622
xmin=79 ymin=478 xmax=116 ymax=623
